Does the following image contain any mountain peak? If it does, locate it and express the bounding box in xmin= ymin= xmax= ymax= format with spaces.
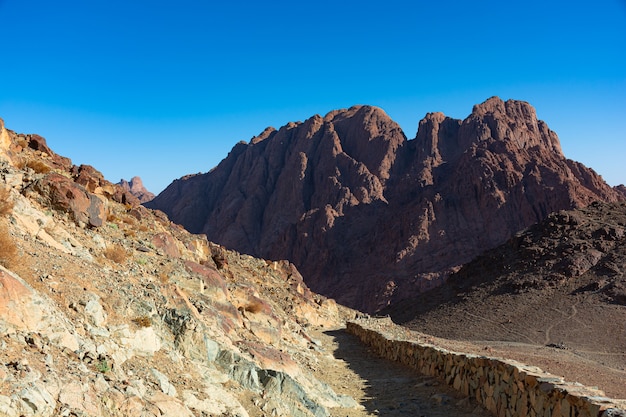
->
xmin=323 ymin=104 xmax=388 ymax=122
xmin=470 ymin=95 xmax=508 ymax=114
xmin=465 ymin=96 xmax=563 ymax=154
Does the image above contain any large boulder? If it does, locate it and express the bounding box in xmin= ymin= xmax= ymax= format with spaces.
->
xmin=30 ymin=172 xmax=108 ymax=228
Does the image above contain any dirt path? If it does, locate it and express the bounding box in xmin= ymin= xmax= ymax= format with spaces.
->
xmin=543 ymin=301 xmax=580 ymax=345
xmin=310 ymin=328 xmax=490 ymax=417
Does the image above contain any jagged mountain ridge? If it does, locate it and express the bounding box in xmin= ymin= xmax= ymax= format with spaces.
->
xmin=147 ymin=97 xmax=624 ymax=313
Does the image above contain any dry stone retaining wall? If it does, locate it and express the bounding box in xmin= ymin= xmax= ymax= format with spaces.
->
xmin=347 ymin=318 xmax=626 ymax=417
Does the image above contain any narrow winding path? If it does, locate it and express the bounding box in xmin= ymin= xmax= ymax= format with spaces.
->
xmin=310 ymin=328 xmax=491 ymax=417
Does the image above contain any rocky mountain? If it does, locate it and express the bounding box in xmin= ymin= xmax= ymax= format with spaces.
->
xmin=118 ymin=176 xmax=155 ymax=203
xmin=0 ymin=117 xmax=368 ymax=417
xmin=146 ymin=97 xmax=624 ymax=312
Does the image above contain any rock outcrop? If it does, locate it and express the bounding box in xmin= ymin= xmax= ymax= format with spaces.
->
xmin=118 ymin=176 xmax=155 ymax=203
xmin=147 ymin=97 xmax=624 ymax=312
xmin=0 ymin=122 xmax=141 ymax=228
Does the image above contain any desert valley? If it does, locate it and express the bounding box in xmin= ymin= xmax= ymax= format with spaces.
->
xmin=0 ymin=97 xmax=624 ymax=416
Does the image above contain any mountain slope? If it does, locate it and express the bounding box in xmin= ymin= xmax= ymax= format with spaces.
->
xmin=147 ymin=97 xmax=623 ymax=312
xmin=0 ymin=117 xmax=364 ymax=417
xmin=385 ymin=201 xmax=626 ymax=397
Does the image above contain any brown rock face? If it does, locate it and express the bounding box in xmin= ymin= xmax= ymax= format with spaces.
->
xmin=118 ymin=176 xmax=155 ymax=203
xmin=30 ymin=172 xmax=108 ymax=228
xmin=147 ymin=97 xmax=623 ymax=312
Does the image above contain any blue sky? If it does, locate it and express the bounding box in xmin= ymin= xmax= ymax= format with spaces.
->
xmin=1 ymin=1 xmax=625 ymax=193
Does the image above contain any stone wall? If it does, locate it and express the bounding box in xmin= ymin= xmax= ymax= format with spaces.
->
xmin=347 ymin=318 xmax=626 ymax=417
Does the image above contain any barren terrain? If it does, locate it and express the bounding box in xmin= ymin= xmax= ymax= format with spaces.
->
xmin=387 ymin=202 xmax=626 ymax=399
xmin=0 ymin=214 xmax=496 ymax=416
xmin=0 ymin=136 xmax=496 ymax=415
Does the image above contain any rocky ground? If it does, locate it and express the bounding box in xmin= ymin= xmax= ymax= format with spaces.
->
xmin=0 ymin=120 xmax=497 ymax=416
xmin=387 ymin=202 xmax=626 ymax=399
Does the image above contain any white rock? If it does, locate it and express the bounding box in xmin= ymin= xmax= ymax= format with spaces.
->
xmin=205 ymin=337 xmax=220 ymax=362
xmin=129 ymin=379 xmax=148 ymax=397
xmin=58 ymin=381 xmax=101 ymax=417
xmin=92 ymin=233 xmax=107 ymax=250
xmin=96 ymin=343 xmax=108 ymax=355
xmin=149 ymin=392 xmax=194 ymax=417
xmin=94 ymin=374 xmax=110 ymax=393
xmin=84 ymin=297 xmax=107 ymax=327
xmin=119 ymin=326 xmax=161 ymax=356
xmin=4 ymin=172 xmax=23 ymax=188
xmin=16 ymin=383 xmax=56 ymax=417
xmin=0 ymin=395 xmax=17 ymax=417
xmin=10 ymin=196 xmax=70 ymax=254
xmin=182 ymin=386 xmax=249 ymax=417
xmin=0 ymin=266 xmax=81 ymax=352
xmin=151 ymin=368 xmax=177 ymax=397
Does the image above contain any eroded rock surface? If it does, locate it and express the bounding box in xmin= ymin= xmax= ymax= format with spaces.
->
xmin=387 ymin=201 xmax=626 ymax=399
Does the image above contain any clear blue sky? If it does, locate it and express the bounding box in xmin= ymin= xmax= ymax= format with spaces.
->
xmin=1 ymin=0 xmax=625 ymax=193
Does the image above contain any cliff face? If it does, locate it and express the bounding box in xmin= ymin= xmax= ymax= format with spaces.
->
xmin=147 ymin=97 xmax=623 ymax=312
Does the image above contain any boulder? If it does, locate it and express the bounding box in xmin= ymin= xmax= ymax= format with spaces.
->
xmin=30 ymin=173 xmax=108 ymax=228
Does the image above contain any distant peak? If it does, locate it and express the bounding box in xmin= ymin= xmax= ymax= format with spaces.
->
xmin=129 ymin=176 xmax=144 ymax=186
xmin=118 ymin=176 xmax=155 ymax=203
xmin=422 ymin=111 xmax=447 ymax=122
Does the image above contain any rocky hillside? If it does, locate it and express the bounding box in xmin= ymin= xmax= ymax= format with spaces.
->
xmin=385 ymin=201 xmax=626 ymax=396
xmin=118 ymin=176 xmax=155 ymax=203
xmin=147 ymin=97 xmax=624 ymax=312
xmin=0 ymin=118 xmax=364 ymax=416
xmin=389 ymin=199 xmax=626 ymax=323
